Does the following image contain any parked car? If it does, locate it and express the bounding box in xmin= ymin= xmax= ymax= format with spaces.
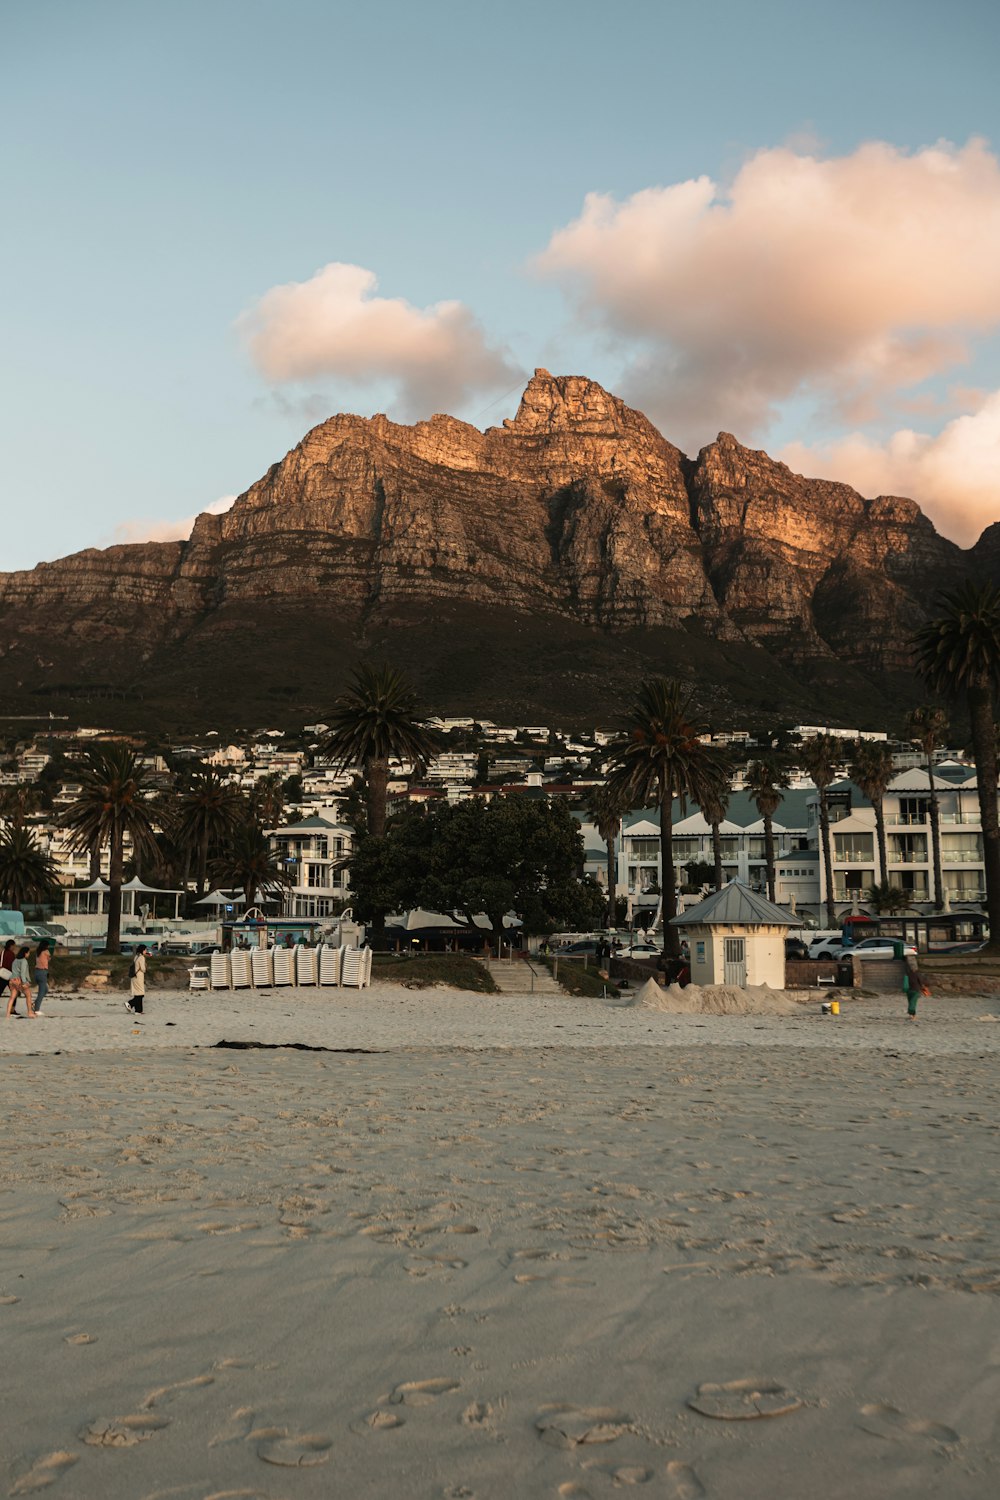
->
xmin=845 ymin=937 xmax=918 ymax=959
xmin=785 ymin=937 xmax=810 ymax=961
xmin=616 ymin=942 xmax=660 ymax=958
xmin=808 ymin=936 xmax=845 ymax=960
xmin=558 ymin=940 xmax=600 ymax=955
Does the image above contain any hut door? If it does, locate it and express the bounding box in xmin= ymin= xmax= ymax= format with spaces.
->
xmin=723 ymin=936 xmax=746 ymax=986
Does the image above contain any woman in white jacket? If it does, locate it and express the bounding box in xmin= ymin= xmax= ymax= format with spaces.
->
xmin=127 ymin=945 xmax=147 ymax=1015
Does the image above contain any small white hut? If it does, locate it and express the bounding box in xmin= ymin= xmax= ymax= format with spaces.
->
xmin=671 ymin=881 xmax=796 ymax=989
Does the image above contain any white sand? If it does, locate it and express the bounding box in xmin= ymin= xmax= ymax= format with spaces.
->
xmin=2 ymin=981 xmax=1000 ymax=1498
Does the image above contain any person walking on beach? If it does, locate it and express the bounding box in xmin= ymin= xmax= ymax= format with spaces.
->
xmin=33 ymin=939 xmax=51 ymax=1013
xmin=6 ymin=946 xmax=36 ymax=1018
xmin=127 ymin=944 xmax=147 ymax=1016
xmin=0 ymin=937 xmax=17 ymax=1011
xmin=902 ymin=956 xmax=930 ymax=1019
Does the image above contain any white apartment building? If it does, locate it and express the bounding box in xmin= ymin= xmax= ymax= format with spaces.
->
xmin=267 ymin=813 xmax=353 ymax=919
xmin=810 ymin=767 xmax=991 ymax=908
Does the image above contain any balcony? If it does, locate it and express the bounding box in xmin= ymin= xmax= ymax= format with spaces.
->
xmin=940 ymin=851 xmax=984 ymax=864
xmin=887 ymin=813 xmax=929 ymax=826
xmin=887 ymin=852 xmax=928 ymax=865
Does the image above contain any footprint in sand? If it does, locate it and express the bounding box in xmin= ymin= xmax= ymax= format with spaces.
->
xmin=9 ymin=1451 xmax=78 ymax=1494
xmin=405 ymin=1254 xmax=468 ymax=1275
xmin=390 ymin=1378 xmax=461 ymax=1408
xmin=514 ymin=1274 xmax=596 ymax=1287
xmin=581 ymin=1461 xmax=654 ymax=1486
xmin=557 ymin=1484 xmax=593 ymax=1498
xmin=858 ymin=1403 xmax=959 ymax=1445
xmin=208 ymin=1406 xmax=257 ymax=1447
xmin=256 ymin=1432 xmax=333 ymax=1467
xmin=352 ymin=1408 xmax=406 ymax=1433
xmin=141 ymin=1373 xmax=215 ymax=1409
xmin=688 ymin=1379 xmax=802 ymax=1420
xmin=81 ymin=1414 xmax=171 ymax=1447
xmin=63 ymin=1333 xmax=96 ymax=1346
xmin=536 ymin=1406 xmax=631 ymax=1449
xmin=0 ymin=1294 xmax=21 ymax=1305
xmin=665 ymin=1460 xmax=706 ymax=1498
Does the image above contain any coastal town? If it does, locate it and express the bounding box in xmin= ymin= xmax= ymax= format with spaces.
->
xmin=0 ymin=706 xmax=992 ymax=955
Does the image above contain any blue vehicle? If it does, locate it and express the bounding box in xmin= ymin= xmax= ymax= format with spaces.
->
xmin=0 ymin=910 xmax=26 ymax=938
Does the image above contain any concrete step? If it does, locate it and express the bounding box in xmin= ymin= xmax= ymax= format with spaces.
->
xmin=484 ymin=959 xmax=564 ymax=995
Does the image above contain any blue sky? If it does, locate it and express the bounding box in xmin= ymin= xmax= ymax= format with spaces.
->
xmin=3 ymin=0 xmax=1000 ymax=568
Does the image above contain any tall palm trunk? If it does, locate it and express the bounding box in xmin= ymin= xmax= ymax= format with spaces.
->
xmin=106 ymin=813 xmax=124 ymax=955
xmin=926 ymin=751 xmax=944 ymax=908
xmin=660 ymin=776 xmax=679 ymax=959
xmin=197 ymin=826 xmax=209 ymax=898
xmin=872 ymin=795 xmax=888 ymax=887
xmin=969 ymin=680 xmax=1000 ymax=953
xmin=819 ymin=792 xmax=836 ymax=929
xmin=605 ymin=819 xmax=618 ymax=925
xmin=366 ymin=757 xmax=390 ymax=839
xmin=763 ymin=810 xmax=776 ymax=902
xmin=711 ymin=817 xmax=723 ymax=891
xmin=88 ymin=838 xmax=102 ymax=882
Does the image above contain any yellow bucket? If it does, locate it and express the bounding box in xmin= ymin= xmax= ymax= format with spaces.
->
xmin=830 ymin=999 xmax=840 ymax=1015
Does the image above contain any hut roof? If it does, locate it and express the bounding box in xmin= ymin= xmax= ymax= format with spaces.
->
xmin=670 ymin=880 xmax=798 ymax=928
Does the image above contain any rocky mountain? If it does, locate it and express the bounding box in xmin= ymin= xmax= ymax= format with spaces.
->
xmin=0 ymin=371 xmax=986 ymax=731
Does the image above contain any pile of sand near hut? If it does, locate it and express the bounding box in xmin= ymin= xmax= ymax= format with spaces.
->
xmin=630 ymin=976 xmax=803 ymax=1015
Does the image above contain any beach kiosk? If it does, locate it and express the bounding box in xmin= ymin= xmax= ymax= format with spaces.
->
xmin=671 ymin=881 xmax=796 ymax=989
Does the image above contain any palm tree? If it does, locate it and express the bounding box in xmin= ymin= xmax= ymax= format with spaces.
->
xmin=585 ymin=782 xmax=630 ymax=923
xmin=865 ymin=880 xmax=909 ymax=916
xmin=247 ymin=772 xmax=285 ymax=830
xmin=174 ymin=769 xmax=245 ymax=898
xmin=698 ymin=784 xmax=730 ymax=892
xmin=58 ymin=744 xmax=159 ymax=953
xmin=908 ymin=705 xmax=949 ymax=908
xmin=605 ymin=679 xmax=726 ymax=958
xmin=800 ymin=732 xmax=842 ymax=929
xmin=0 ymin=825 xmax=57 ymax=909
xmin=320 ymin=664 xmax=438 ymax=839
xmin=745 ymin=758 xmax=790 ymax=902
xmin=0 ymin=783 xmax=41 ymax=829
xmin=850 ymin=739 xmax=896 ymax=889
xmin=915 ymin=581 xmax=1000 ymax=955
xmin=210 ymin=817 xmax=291 ymax=914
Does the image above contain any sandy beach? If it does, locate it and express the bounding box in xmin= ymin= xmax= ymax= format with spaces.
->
xmin=2 ymin=983 xmax=999 ymax=1498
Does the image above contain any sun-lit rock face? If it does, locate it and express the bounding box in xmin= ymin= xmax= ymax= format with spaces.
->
xmin=0 ymin=371 xmax=984 ymax=719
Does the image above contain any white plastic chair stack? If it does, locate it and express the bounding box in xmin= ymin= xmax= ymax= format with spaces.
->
xmin=252 ymin=947 xmax=274 ymax=988
xmin=210 ymin=953 xmax=231 ymax=989
xmin=341 ymin=947 xmax=372 ymax=988
xmin=296 ymin=946 xmax=318 ymax=986
xmin=188 ymin=963 xmax=210 ymax=991
xmin=319 ymin=944 xmax=343 ymax=986
xmin=273 ymin=947 xmax=296 ymax=986
xmin=230 ymin=950 xmax=253 ymax=989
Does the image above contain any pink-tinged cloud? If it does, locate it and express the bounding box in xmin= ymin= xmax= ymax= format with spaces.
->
xmin=237 ymin=262 xmax=520 ymax=418
xmin=110 ymin=495 xmax=236 ymax=546
xmin=781 ymin=395 xmax=1000 ymax=548
xmin=535 ymin=138 xmax=1000 ymax=444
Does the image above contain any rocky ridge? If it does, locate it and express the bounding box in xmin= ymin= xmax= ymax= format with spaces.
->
xmin=0 ymin=371 xmax=986 ymax=727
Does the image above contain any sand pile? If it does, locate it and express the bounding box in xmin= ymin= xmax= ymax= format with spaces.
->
xmin=631 ymin=977 xmax=801 ymax=1015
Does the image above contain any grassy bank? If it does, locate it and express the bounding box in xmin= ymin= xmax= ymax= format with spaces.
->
xmin=49 ymin=954 xmax=192 ymax=992
xmin=371 ymin=953 xmax=498 ymax=992
xmin=542 ymin=956 xmax=618 ymax=999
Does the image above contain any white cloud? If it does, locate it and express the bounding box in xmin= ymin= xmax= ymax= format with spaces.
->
xmin=237 ymin=261 xmax=519 ymax=417
xmin=781 ymin=395 xmax=1000 ymax=547
xmin=535 ymin=138 xmax=1000 ymax=445
xmin=110 ymin=495 xmax=236 ymax=547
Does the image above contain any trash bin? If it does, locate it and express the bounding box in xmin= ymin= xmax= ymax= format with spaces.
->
xmin=836 ymin=958 xmax=854 ymax=986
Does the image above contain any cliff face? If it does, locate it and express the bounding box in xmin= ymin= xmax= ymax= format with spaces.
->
xmin=0 ymin=370 xmax=988 ymax=726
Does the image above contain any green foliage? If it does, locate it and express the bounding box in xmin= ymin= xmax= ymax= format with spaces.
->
xmin=210 ymin=818 xmax=291 ymax=912
xmin=173 ymin=768 xmax=246 ymax=895
xmin=865 ymin=881 xmax=910 ymax=915
xmin=0 ymin=825 xmax=58 ymax=908
xmin=371 ymin=953 xmax=498 ymax=992
xmin=350 ymin=797 xmax=601 ymax=938
xmin=683 ymin=859 xmax=714 ymax=888
xmin=913 ymin=581 xmax=1000 ymax=698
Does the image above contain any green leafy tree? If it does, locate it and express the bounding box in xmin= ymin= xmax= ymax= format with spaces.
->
xmin=849 ymin=739 xmax=896 ymax=890
xmin=915 ymin=581 xmax=1000 ymax=953
xmin=585 ymin=781 xmax=631 ymax=923
xmin=174 ymin=769 xmax=245 ymax=897
xmin=605 ymin=679 xmax=726 ymax=958
xmin=0 ymin=825 xmax=58 ymax=909
xmin=908 ymin=705 xmax=949 ymax=908
xmin=746 ymin=758 xmax=790 ymax=902
xmin=0 ymin=782 xmax=41 ymax=829
xmin=800 ymin=732 xmax=842 ymax=929
xmin=58 ymin=744 xmax=159 ymax=953
xmin=351 ymin=799 xmax=602 ymax=946
xmin=683 ymin=859 xmax=715 ymax=890
xmin=319 ymin=664 xmax=438 ymax=840
xmin=249 ymin=773 xmax=287 ymax=828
